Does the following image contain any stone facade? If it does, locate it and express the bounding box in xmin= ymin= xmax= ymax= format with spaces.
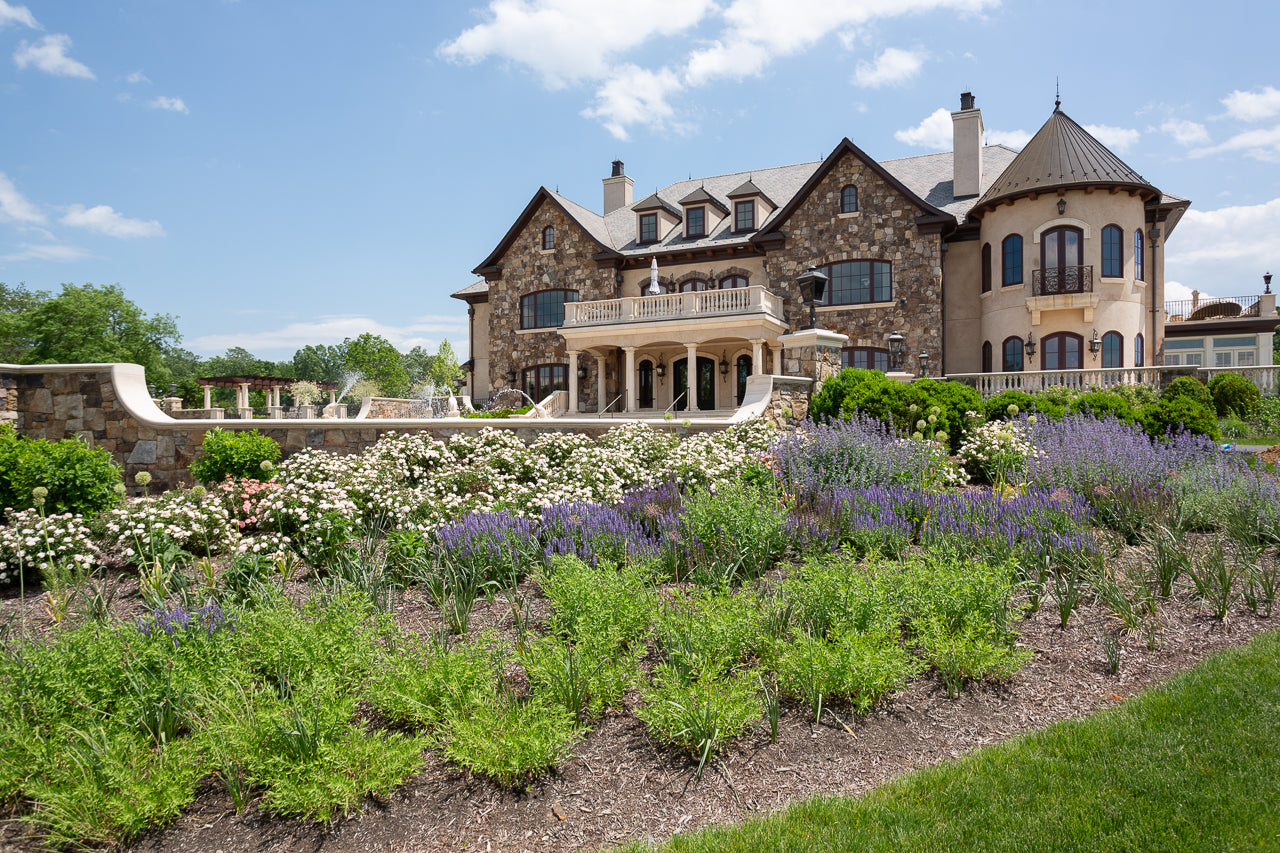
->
xmin=762 ymin=377 xmax=813 ymax=428
xmin=763 ymin=150 xmax=944 ymax=368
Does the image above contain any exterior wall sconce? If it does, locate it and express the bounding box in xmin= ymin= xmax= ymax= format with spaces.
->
xmin=453 ymin=375 xmax=467 ymax=392
xmin=1265 ymin=271 xmax=1272 ymax=295
xmin=796 ymin=264 xmax=829 ymax=330
xmin=888 ymin=330 xmax=906 ymax=371
xmin=719 ymin=350 xmax=729 ymax=376
xmin=1089 ymin=329 xmax=1102 ymax=358
xmin=576 ymin=364 xmax=588 ymax=380
xmin=655 ymin=358 xmax=666 ymax=378
xmin=1057 ymin=197 xmax=1067 ymax=216
xmin=504 ymin=369 xmax=517 ymax=385
xmin=1023 ymin=332 xmax=1037 ymax=358
xmin=918 ymin=351 xmax=930 ymax=378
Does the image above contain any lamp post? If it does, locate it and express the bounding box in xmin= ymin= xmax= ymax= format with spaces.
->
xmin=888 ymin=331 xmax=905 ymax=372
xmin=796 ymin=265 xmax=829 ymax=330
xmin=1266 ymin=271 xmax=1273 ymax=295
xmin=918 ymin=351 xmax=929 ymax=378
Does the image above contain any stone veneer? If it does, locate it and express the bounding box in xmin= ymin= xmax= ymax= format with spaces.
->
xmin=763 ymin=149 xmax=945 ymax=366
xmin=483 ymin=200 xmax=618 ymax=412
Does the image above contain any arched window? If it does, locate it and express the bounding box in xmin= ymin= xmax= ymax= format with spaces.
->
xmin=1102 ymin=224 xmax=1124 ymax=278
xmin=842 ymin=346 xmax=890 ymax=372
xmin=521 ymin=364 xmax=567 ymax=401
xmin=1002 ymin=235 xmax=1023 ymax=286
xmin=1041 ymin=332 xmax=1084 ymax=370
xmin=679 ymin=278 xmax=714 ymax=292
xmin=840 ymin=185 xmax=858 ymax=214
xmin=982 ymin=341 xmax=993 ymax=373
xmin=520 ymin=289 xmax=579 ymax=329
xmin=824 ymin=260 xmax=892 ymax=305
xmin=736 ymin=355 xmax=752 ymax=405
xmin=1134 ymin=229 xmax=1145 ymax=282
xmin=541 ymin=226 xmax=555 ymax=251
xmin=1002 ymin=336 xmax=1024 ymax=372
xmin=1135 ymin=333 xmax=1145 ymax=367
xmin=637 ymin=359 xmax=654 ymax=408
xmin=981 ymin=243 xmax=992 ymax=293
xmin=1102 ymin=331 xmax=1124 ymax=368
xmin=720 ymin=274 xmax=748 ymax=289
xmin=1040 ymin=225 xmax=1085 ymax=293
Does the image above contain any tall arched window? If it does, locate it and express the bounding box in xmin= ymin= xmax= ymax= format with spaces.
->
xmin=1135 ymin=333 xmax=1145 ymax=367
xmin=1002 ymin=336 xmax=1024 ymax=372
xmin=1040 ymin=225 xmax=1085 ymax=293
xmin=981 ymin=243 xmax=992 ymax=293
xmin=1002 ymin=235 xmax=1023 ymax=286
xmin=1041 ymin=332 xmax=1084 ymax=370
xmin=541 ymin=226 xmax=555 ymax=251
xmin=736 ymin=355 xmax=752 ymax=405
xmin=1102 ymin=224 xmax=1124 ymax=278
xmin=637 ymin=359 xmax=654 ymax=408
xmin=720 ymin=274 xmax=748 ymax=289
xmin=981 ymin=341 xmax=993 ymax=373
xmin=840 ymin=185 xmax=858 ymax=214
xmin=1102 ymin=331 xmax=1124 ymax=368
xmin=1134 ymin=229 xmax=1145 ymax=282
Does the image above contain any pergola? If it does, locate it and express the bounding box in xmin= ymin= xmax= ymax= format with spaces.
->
xmin=196 ymin=375 xmax=339 ymax=410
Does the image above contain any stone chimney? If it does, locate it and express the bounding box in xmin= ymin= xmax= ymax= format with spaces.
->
xmin=951 ymin=91 xmax=984 ymax=199
xmin=603 ymin=159 xmax=633 ymax=215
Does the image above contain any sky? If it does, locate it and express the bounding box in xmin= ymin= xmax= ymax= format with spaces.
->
xmin=2 ymin=0 xmax=1279 ymax=363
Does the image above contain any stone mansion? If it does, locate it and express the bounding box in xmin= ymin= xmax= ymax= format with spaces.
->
xmin=454 ymin=92 xmax=1198 ymax=413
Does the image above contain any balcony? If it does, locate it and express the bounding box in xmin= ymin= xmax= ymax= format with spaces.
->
xmin=561 ymin=285 xmax=785 ymax=329
xmin=1164 ymin=295 xmax=1261 ymax=323
xmin=1032 ymin=265 xmax=1093 ymax=297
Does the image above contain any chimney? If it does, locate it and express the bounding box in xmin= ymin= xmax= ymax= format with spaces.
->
xmin=951 ymin=91 xmax=984 ymax=199
xmin=603 ymin=159 xmax=633 ymax=214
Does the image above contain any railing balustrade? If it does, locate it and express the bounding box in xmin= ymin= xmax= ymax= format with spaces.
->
xmin=1199 ymin=364 xmax=1280 ymax=394
xmin=561 ymin=285 xmax=782 ymax=328
xmin=1032 ymin=265 xmax=1093 ymax=296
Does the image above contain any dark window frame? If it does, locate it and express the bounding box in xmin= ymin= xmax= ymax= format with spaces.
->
xmin=1041 ymin=331 xmax=1084 ymax=370
xmin=685 ymin=206 xmax=706 ymax=238
xmin=638 ymin=212 xmax=658 ymax=244
xmin=637 ymin=359 xmax=654 ymax=408
xmin=1134 ymin=229 xmax=1145 ymax=282
xmin=521 ymin=363 xmax=568 ymax=403
xmin=1134 ymin=333 xmax=1145 ymax=367
xmin=840 ymin=185 xmax=858 ymax=214
xmin=841 ymin=346 xmax=890 ymax=372
xmin=678 ymin=278 xmax=713 ymax=292
xmin=1001 ymin=336 xmax=1025 ymax=372
xmin=720 ymin=274 xmax=748 ymax=289
xmin=541 ymin=225 xmax=555 ymax=251
xmin=735 ymin=354 xmax=752 ymax=405
xmin=1041 ymin=225 xmax=1084 ymax=271
xmin=734 ymin=200 xmax=755 ymax=232
xmin=1002 ymin=234 xmax=1023 ymax=286
xmin=1102 ymin=224 xmax=1124 ymax=278
xmin=520 ymin=288 xmax=579 ymax=330
xmin=981 ymin=243 xmax=992 ymax=293
xmin=823 ymin=260 xmax=893 ymax=306
xmin=1102 ymin=330 xmax=1124 ymax=368
xmin=982 ymin=341 xmax=993 ymax=373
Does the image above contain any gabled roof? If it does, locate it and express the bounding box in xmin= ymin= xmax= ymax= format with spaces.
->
xmin=677 ymin=186 xmax=730 ymax=214
xmin=633 ymin=192 xmax=683 ymax=218
xmin=975 ymin=107 xmax=1158 ymax=212
xmin=726 ymin=179 xmax=776 ymax=207
xmin=471 ymin=187 xmax=617 ymax=276
xmin=451 ymin=279 xmax=489 ymax=301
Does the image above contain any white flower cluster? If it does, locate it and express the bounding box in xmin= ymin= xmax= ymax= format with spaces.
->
xmin=0 ymin=508 xmax=101 ymax=582
xmin=958 ymin=419 xmax=1039 ymax=483
xmin=99 ymin=489 xmax=241 ymax=560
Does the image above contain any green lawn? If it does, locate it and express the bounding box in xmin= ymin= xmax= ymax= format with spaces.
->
xmin=619 ymin=628 xmax=1280 ymax=853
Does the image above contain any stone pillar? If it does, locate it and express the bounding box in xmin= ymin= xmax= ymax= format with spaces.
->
xmin=567 ymin=350 xmax=580 ymax=414
xmin=624 ymin=347 xmax=637 ymax=412
xmin=685 ymin=343 xmax=698 ymax=411
xmin=595 ymin=353 xmax=608 ymax=413
xmin=751 ymin=340 xmax=764 ymax=375
xmin=238 ymin=383 xmax=253 ymax=419
xmin=202 ymin=386 xmax=212 ymax=409
xmin=777 ymin=329 xmax=849 ymax=389
xmin=772 ymin=345 xmax=782 ymax=376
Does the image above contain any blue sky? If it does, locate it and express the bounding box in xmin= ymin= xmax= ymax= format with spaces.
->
xmin=2 ymin=0 xmax=1278 ymax=361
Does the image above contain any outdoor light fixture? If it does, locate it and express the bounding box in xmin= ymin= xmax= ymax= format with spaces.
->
xmin=1266 ymin=271 xmax=1273 ymax=295
xmin=719 ymin=350 xmax=729 ymax=376
xmin=888 ymin=330 xmax=906 ymax=371
xmin=1089 ymin=329 xmax=1102 ymax=358
xmin=1023 ymin=331 xmax=1037 ymax=357
xmin=655 ymin=357 xmax=666 ymax=378
xmin=918 ymin=351 xmax=930 ymax=378
xmin=577 ymin=364 xmax=588 ymax=380
xmin=796 ymin=264 xmax=829 ymax=330
xmin=504 ymin=369 xmax=517 ymax=385
xmin=1057 ymin=198 xmax=1067 ymax=216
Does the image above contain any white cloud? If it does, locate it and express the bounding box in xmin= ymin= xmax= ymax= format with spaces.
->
xmin=0 ymin=243 xmax=89 ymax=263
xmin=0 ymin=172 xmax=45 ymax=224
xmin=1165 ymin=198 xmax=1280 ymax=270
xmin=1083 ymin=123 xmax=1139 ymax=153
xmin=581 ymin=64 xmax=683 ymax=140
xmin=13 ymin=33 xmax=94 ymax=79
xmin=1221 ymin=86 xmax=1280 ymax=122
xmin=127 ymin=69 xmax=150 ymax=84
xmin=852 ymin=46 xmax=923 ymax=88
xmin=986 ymin=128 xmax=1030 ymax=149
xmin=191 ymin=314 xmax=468 ymax=359
xmin=439 ymin=0 xmax=716 ymax=89
xmin=60 ymin=204 xmax=164 ymax=238
xmin=0 ymin=0 xmax=37 ymax=29
xmin=894 ymin=108 xmax=951 ymax=150
xmin=1163 ymin=279 xmax=1195 ymax=301
xmin=1159 ymin=118 xmax=1209 ymax=146
xmin=149 ymin=96 xmax=189 ymax=114
xmin=1190 ymin=125 xmax=1280 ymax=162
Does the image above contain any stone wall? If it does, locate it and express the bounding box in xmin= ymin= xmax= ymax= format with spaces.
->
xmin=762 ymin=377 xmax=813 ymax=428
xmin=484 ymin=199 xmax=616 ymax=412
xmin=763 ymin=149 xmax=945 ymax=369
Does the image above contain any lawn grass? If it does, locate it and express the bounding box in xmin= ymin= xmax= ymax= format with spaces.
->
xmin=619 ymin=628 xmax=1280 ymax=853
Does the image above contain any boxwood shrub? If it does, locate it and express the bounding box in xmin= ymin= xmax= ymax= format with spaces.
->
xmin=0 ymin=425 xmax=123 ymax=514
xmin=190 ymin=428 xmax=282 ymax=484
xmin=1208 ymin=372 xmax=1261 ymax=420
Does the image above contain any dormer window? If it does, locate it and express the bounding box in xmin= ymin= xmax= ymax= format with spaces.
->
xmin=639 ymin=213 xmax=658 ymax=244
xmin=734 ymin=200 xmax=755 ymax=232
xmin=840 ymin=185 xmax=858 ymax=214
xmin=686 ymin=206 xmax=705 ymax=238
xmin=541 ymin=226 xmax=555 ymax=251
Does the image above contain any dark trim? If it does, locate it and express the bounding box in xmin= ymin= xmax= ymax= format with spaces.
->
xmin=471 ymin=187 xmax=612 ymax=276
xmin=1165 ymin=318 xmax=1280 ymax=336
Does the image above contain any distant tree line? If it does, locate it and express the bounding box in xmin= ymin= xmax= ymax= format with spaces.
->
xmin=0 ymin=282 xmax=462 ymax=408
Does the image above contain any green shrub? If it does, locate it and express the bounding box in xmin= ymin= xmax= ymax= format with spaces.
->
xmin=637 ymin=667 xmax=761 ymax=778
xmin=1161 ymin=376 xmax=1214 ymax=411
xmin=810 ymin=368 xmax=882 ymax=422
xmin=655 ymin=587 xmax=763 ymax=681
xmin=1208 ymin=372 xmax=1261 ymax=419
xmin=0 ymin=426 xmax=123 ymax=514
xmin=774 ymin=629 xmax=921 ymax=720
xmin=190 ymin=428 xmax=281 ymax=484
xmin=679 ymin=479 xmax=790 ymax=585
xmin=827 ymin=374 xmax=980 ymax=452
xmin=463 ymin=404 xmax=533 ymax=419
xmin=780 ymin=553 xmax=900 ymax=639
xmin=981 ymin=391 xmax=1065 ymax=422
xmin=1067 ymin=390 xmax=1138 ymax=424
xmin=439 ymin=694 xmax=579 ymax=789
xmin=1142 ymin=396 xmax=1221 ymax=441
xmin=536 ymin=555 xmax=654 ymax=652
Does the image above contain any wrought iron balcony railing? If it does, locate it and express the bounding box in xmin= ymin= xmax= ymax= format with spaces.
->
xmin=1032 ymin=265 xmax=1093 ymax=297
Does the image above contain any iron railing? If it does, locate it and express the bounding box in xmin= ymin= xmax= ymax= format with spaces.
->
xmin=1163 ymin=295 xmax=1261 ymax=322
xmin=1032 ymin=265 xmax=1093 ymax=296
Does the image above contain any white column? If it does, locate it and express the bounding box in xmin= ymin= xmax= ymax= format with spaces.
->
xmin=624 ymin=347 xmax=637 ymax=412
xmin=685 ymin=343 xmax=698 ymax=411
xmin=595 ymin=353 xmax=608 ymax=413
xmin=239 ymin=383 xmax=251 ymax=410
xmin=567 ymin=350 xmax=579 ymax=414
xmin=751 ymin=339 xmax=764 ymax=375
xmin=202 ymin=386 xmax=212 ymax=408
xmin=772 ymin=344 xmax=782 ymax=375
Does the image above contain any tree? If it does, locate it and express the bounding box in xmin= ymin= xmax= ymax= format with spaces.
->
xmin=342 ymin=333 xmax=409 ymax=399
xmin=202 ymin=346 xmax=279 ymax=379
xmin=0 ymin=282 xmax=47 ymax=362
xmin=292 ymin=343 xmax=347 ymax=385
xmin=20 ymin=284 xmax=179 ymax=377
xmin=404 ymin=340 xmax=463 ymax=393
